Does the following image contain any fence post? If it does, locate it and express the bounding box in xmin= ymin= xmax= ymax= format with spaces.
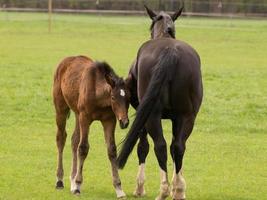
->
xmin=48 ymin=0 xmax=52 ymax=32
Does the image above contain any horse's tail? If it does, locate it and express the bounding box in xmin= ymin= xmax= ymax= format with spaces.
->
xmin=117 ymin=47 xmax=179 ymax=169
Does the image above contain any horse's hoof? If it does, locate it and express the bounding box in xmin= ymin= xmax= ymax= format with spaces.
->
xmin=133 ymin=191 xmax=146 ymax=197
xmin=73 ymin=189 xmax=80 ymax=195
xmin=116 ymin=191 xmax=126 ymax=199
xmin=117 ymin=196 xmax=126 ymax=200
xmin=55 ymin=180 xmax=64 ymax=189
xmin=155 ymin=195 xmax=169 ymax=200
xmin=171 ymin=191 xmax=185 ymax=200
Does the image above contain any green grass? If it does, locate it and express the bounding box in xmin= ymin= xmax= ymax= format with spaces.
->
xmin=0 ymin=12 xmax=267 ymax=200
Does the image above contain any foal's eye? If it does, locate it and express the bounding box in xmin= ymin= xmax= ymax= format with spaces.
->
xmin=111 ymin=96 xmax=115 ymax=100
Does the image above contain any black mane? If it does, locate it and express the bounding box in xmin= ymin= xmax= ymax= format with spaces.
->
xmin=150 ymin=15 xmax=163 ymax=31
xmin=95 ymin=61 xmax=124 ymax=85
xmin=149 ymin=13 xmax=176 ymax=39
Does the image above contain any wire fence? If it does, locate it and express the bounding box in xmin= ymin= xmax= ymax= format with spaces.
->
xmin=0 ymin=0 xmax=266 ymax=17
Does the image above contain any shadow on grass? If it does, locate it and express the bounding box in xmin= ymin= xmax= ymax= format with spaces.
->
xmin=52 ymin=188 xmax=254 ymax=200
xmin=85 ymin=189 xmax=156 ymax=200
xmin=191 ymin=194 xmax=252 ymax=200
xmin=81 ymin=188 xmax=154 ymax=200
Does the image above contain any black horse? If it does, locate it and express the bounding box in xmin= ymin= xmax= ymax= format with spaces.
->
xmin=117 ymin=5 xmax=203 ymax=200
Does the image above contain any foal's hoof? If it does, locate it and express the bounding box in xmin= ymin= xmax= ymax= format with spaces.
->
xmin=55 ymin=180 xmax=64 ymax=189
xmin=73 ymin=189 xmax=80 ymax=195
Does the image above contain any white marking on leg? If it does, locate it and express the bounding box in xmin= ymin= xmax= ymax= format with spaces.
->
xmin=160 ymin=169 xmax=168 ymax=183
xmin=56 ymin=177 xmax=63 ymax=182
xmin=155 ymin=169 xmax=169 ymax=200
xmin=171 ymin=163 xmax=186 ymax=200
xmin=115 ymin=188 xmax=126 ymax=198
xmin=73 ymin=183 xmax=81 ymax=194
xmin=70 ymin=176 xmax=76 ymax=193
xmin=137 ymin=163 xmax=145 ymax=185
xmin=134 ymin=163 xmax=146 ymax=197
xmin=70 ymin=176 xmax=81 ymax=194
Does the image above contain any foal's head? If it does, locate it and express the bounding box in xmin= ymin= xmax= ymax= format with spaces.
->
xmin=144 ymin=5 xmax=184 ymax=39
xmin=98 ymin=62 xmax=130 ymax=129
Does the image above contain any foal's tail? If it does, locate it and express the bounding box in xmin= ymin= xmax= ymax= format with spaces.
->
xmin=117 ymin=47 xmax=179 ymax=169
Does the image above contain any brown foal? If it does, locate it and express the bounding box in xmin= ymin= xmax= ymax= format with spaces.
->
xmin=53 ymin=55 xmax=130 ymax=198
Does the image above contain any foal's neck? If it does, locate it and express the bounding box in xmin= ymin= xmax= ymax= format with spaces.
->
xmin=95 ymin=82 xmax=112 ymax=108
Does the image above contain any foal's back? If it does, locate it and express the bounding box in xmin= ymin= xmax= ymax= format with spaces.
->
xmin=53 ymin=55 xmax=106 ymax=113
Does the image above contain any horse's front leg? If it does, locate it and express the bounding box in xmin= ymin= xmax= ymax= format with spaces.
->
xmin=101 ymin=118 xmax=126 ymax=199
xmin=73 ymin=112 xmax=91 ymax=195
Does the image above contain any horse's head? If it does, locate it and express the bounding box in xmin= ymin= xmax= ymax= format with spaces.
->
xmin=144 ymin=4 xmax=184 ymax=39
xmin=103 ymin=65 xmax=130 ymax=129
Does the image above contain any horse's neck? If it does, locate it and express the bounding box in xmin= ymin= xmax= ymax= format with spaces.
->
xmin=152 ymin=31 xmax=173 ymax=39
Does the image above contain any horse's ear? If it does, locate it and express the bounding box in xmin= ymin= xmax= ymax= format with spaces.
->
xmin=171 ymin=5 xmax=184 ymax=21
xmin=144 ymin=5 xmax=156 ymax=20
xmin=105 ymin=74 xmax=116 ymax=88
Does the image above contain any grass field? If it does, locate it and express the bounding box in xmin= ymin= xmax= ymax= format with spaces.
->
xmin=0 ymin=12 xmax=266 ymax=200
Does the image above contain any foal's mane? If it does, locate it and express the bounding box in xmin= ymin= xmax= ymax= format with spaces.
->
xmin=94 ymin=61 xmax=124 ymax=85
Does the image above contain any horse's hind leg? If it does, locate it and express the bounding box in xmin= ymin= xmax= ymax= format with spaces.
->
xmin=54 ymin=101 xmax=70 ymax=189
xmin=134 ymin=128 xmax=149 ymax=197
xmin=73 ymin=112 xmax=91 ymax=195
xmin=70 ymin=114 xmax=80 ymax=193
xmin=171 ymin=167 xmax=186 ymax=200
xmin=101 ymin=118 xmax=126 ymax=199
xmin=146 ymin=116 xmax=169 ymax=200
xmin=170 ymin=114 xmax=195 ymax=200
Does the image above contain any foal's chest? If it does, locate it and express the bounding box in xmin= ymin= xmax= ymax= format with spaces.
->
xmin=91 ymin=107 xmax=114 ymax=121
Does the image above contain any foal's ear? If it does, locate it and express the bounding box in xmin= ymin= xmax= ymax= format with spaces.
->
xmin=171 ymin=5 xmax=184 ymax=21
xmin=144 ymin=5 xmax=156 ymax=20
xmin=105 ymin=74 xmax=116 ymax=88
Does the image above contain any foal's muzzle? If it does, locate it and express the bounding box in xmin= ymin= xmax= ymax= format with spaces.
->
xmin=119 ymin=119 xmax=129 ymax=129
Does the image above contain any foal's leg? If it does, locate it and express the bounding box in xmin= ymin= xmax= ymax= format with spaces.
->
xmin=73 ymin=112 xmax=91 ymax=195
xmin=134 ymin=128 xmax=149 ymax=197
xmin=170 ymin=114 xmax=195 ymax=200
xmin=70 ymin=114 xmax=80 ymax=193
xmin=146 ymin=116 xmax=169 ymax=200
xmin=55 ymin=107 xmax=69 ymax=189
xmin=101 ymin=118 xmax=126 ymax=199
